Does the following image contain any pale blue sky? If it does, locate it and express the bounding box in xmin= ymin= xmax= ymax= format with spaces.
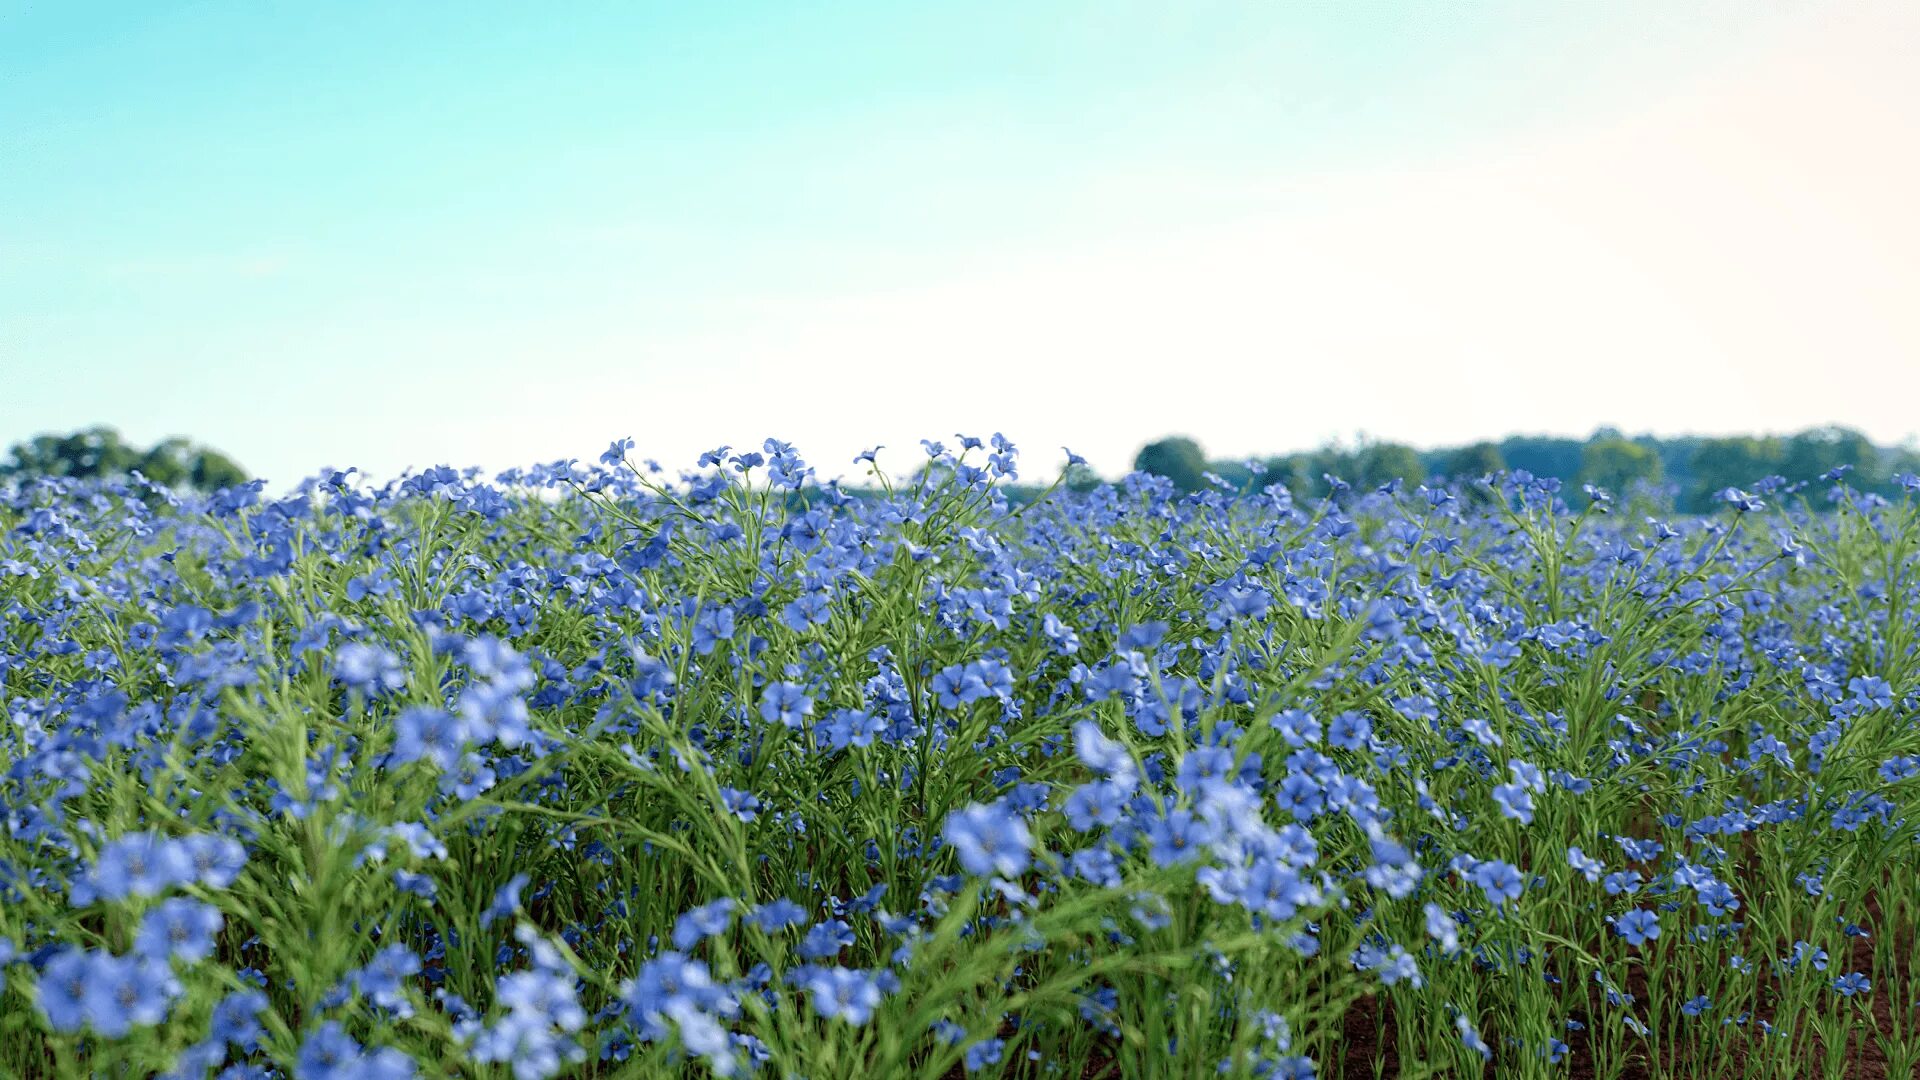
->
xmin=5 ymin=1 xmax=1918 ymax=484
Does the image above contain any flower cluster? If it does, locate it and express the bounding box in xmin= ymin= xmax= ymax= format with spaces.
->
xmin=0 ymin=437 xmax=1914 ymax=1078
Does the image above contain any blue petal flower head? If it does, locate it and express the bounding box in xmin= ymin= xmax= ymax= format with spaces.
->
xmin=1270 ymin=709 xmax=1322 ymax=748
xmin=1833 ymin=972 xmax=1871 ymax=996
xmin=800 ymin=966 xmax=884 ymax=1025
xmin=208 ymin=990 xmax=269 ymax=1052
xmin=1063 ymin=780 xmax=1129 ymax=832
xmin=1469 ymin=860 xmax=1525 ymax=909
xmin=1615 ymin=908 xmax=1661 ymax=948
xmin=1490 ymin=783 xmax=1535 ymax=825
xmin=88 ymin=832 xmax=195 ymax=902
xmin=296 ymin=1021 xmax=416 ymax=1080
xmin=81 ymin=953 xmax=178 ymax=1038
xmin=798 ymin=919 xmax=855 ymax=961
xmin=498 ymin=969 xmax=587 ymax=1031
xmin=34 ymin=948 xmax=92 ymax=1033
xmin=1327 ymin=711 xmax=1371 ymax=751
xmin=600 ymin=437 xmax=634 ymax=467
xmin=134 ymin=898 xmax=224 ymax=964
xmin=1146 ymin=808 xmax=1212 ymax=867
xmin=963 ymin=1037 xmax=1006 ymax=1072
xmin=1456 ymin=1016 xmax=1491 ymax=1061
xmin=1071 ymin=721 xmax=1138 ymax=787
xmin=1423 ymin=903 xmax=1461 ymax=954
xmin=1567 ymin=847 xmax=1605 ymax=884
xmin=389 ymin=707 xmax=467 ymax=770
xmin=747 ymin=899 xmax=807 ymax=933
xmin=759 ymin=681 xmax=814 ymax=730
xmin=943 ymin=802 xmax=1032 ymax=879
xmin=482 ymin=874 xmax=531 ymax=928
xmin=691 ymin=605 xmax=736 ymax=656
xmin=672 ymin=900 xmax=737 ymax=951
xmin=333 ymin=642 xmax=407 ymax=697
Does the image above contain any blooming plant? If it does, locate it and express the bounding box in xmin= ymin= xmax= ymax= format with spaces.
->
xmin=0 ymin=439 xmax=1916 ymax=1079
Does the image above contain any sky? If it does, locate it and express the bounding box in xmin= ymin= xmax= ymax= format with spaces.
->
xmin=4 ymin=1 xmax=1919 ymax=486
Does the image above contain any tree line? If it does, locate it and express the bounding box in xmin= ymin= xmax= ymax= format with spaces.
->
xmin=1128 ymin=427 xmax=1920 ymax=512
xmin=1 ymin=426 xmax=248 ymax=491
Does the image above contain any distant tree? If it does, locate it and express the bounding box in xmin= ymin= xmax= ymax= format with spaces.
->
xmin=1134 ymin=437 xmax=1207 ymax=493
xmin=1687 ymin=436 xmax=1785 ymax=511
xmin=1255 ymin=447 xmax=1354 ymax=499
xmin=1889 ymin=445 xmax=1920 ymax=483
xmin=1578 ymin=436 xmax=1662 ymax=498
xmin=2 ymin=426 xmax=141 ymax=480
xmin=1649 ymin=435 xmax=1702 ymax=500
xmin=1063 ymin=462 xmax=1103 ymax=494
xmin=188 ymin=449 xmax=250 ymax=490
xmin=1784 ymin=426 xmax=1883 ymax=488
xmin=1205 ymin=459 xmax=1257 ymax=492
xmin=1498 ymin=435 xmax=1585 ymax=482
xmin=1 ymin=427 xmax=250 ymax=490
xmin=1255 ymin=454 xmax=1308 ymax=495
xmin=1353 ymin=442 xmax=1425 ymax=490
xmin=1441 ymin=442 xmax=1506 ymax=482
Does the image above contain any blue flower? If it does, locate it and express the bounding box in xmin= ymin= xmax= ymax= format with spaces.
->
xmin=82 ymin=953 xmax=178 ymax=1037
xmin=1490 ymin=782 xmax=1535 ymax=825
xmin=34 ymin=948 xmax=92 ymax=1033
xmin=798 ymin=919 xmax=855 ymax=961
xmin=1423 ymin=903 xmax=1461 ymax=954
xmin=1270 ymin=709 xmax=1322 ymax=748
xmin=1615 ymin=908 xmax=1661 ymax=948
xmin=747 ymin=898 xmax=807 ymax=933
xmin=672 ymin=899 xmax=737 ymax=950
xmin=482 ymin=874 xmax=531 ymax=928
xmin=1833 ymin=972 xmax=1871 ymax=996
xmin=87 ymin=832 xmax=194 ymax=902
xmin=1469 ymin=860 xmax=1524 ymax=909
xmin=296 ymin=1021 xmax=417 ymax=1080
xmin=1146 ymin=808 xmax=1212 ymax=866
xmin=208 ymin=990 xmax=268 ymax=1052
xmin=1456 ymin=1015 xmax=1491 ymax=1061
xmin=1327 ymin=711 xmax=1371 ymax=751
xmin=1063 ymin=780 xmax=1129 ymax=831
xmin=181 ymin=833 xmax=249 ymax=888
xmin=800 ymin=966 xmax=884 ymax=1025
xmin=943 ymin=802 xmax=1032 ymax=878
xmin=600 ymin=437 xmax=634 ymax=466
xmin=964 ymin=1037 xmax=1006 ymax=1071
xmin=759 ymin=681 xmax=813 ymax=729
xmin=134 ymin=898 xmax=224 ymax=964
xmin=333 ymin=642 xmax=407 ymax=696
xmin=1567 ymin=847 xmax=1604 ymax=883
xmin=390 ymin=706 xmax=467 ymax=769
xmin=691 ymin=606 xmax=736 ymax=656
xmin=497 ymin=969 xmax=587 ymax=1031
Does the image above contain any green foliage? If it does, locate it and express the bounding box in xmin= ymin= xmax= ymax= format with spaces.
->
xmin=1785 ymin=426 xmax=1885 ymax=489
xmin=1440 ymin=441 xmax=1506 ymax=482
xmin=1689 ymin=435 xmax=1786 ymax=508
xmin=1133 ymin=436 xmax=1207 ymax=492
xmin=5 ymin=445 xmax=1920 ymax=1078
xmin=1351 ymin=442 xmax=1425 ymax=490
xmin=1497 ymin=435 xmax=1584 ymax=483
xmin=1 ymin=427 xmax=249 ymax=491
xmin=1577 ymin=435 xmax=1662 ymax=496
xmin=1063 ymin=462 xmax=1103 ymax=494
